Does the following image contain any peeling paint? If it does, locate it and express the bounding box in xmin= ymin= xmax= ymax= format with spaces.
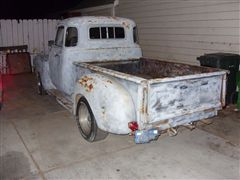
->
xmin=107 ymin=80 xmax=112 ymax=84
xmin=79 ymin=76 xmax=94 ymax=92
xmin=122 ymin=21 xmax=130 ymax=29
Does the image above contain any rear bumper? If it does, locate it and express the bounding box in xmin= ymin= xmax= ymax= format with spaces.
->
xmin=133 ymin=107 xmax=219 ymax=144
xmin=145 ymin=108 xmax=219 ymax=130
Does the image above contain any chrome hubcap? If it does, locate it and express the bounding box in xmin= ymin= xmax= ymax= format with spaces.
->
xmin=78 ymin=102 xmax=91 ymax=135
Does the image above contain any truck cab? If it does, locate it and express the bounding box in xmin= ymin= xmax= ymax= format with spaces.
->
xmin=41 ymin=16 xmax=142 ymax=96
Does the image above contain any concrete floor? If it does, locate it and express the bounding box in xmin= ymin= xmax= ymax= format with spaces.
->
xmin=0 ymin=73 xmax=239 ymax=179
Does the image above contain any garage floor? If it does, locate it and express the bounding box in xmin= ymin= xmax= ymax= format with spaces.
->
xmin=0 ymin=73 xmax=239 ymax=179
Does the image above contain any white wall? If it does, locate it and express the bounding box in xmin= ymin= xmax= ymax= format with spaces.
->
xmin=116 ymin=0 xmax=240 ymax=65
xmin=81 ymin=8 xmax=112 ymax=16
xmin=0 ymin=19 xmax=58 ymax=73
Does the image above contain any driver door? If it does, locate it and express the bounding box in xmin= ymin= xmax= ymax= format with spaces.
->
xmin=49 ymin=26 xmax=64 ymax=89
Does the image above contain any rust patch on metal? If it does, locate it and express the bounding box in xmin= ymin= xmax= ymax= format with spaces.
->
xmin=141 ymin=87 xmax=147 ymax=114
xmin=102 ymin=106 xmax=106 ymax=114
xmin=101 ymin=106 xmax=107 ymax=121
xmin=79 ymin=76 xmax=93 ymax=83
xmin=107 ymin=80 xmax=112 ymax=84
xmin=203 ymin=108 xmax=215 ymax=113
xmin=158 ymin=119 xmax=169 ymax=125
xmin=141 ymin=106 xmax=144 ymax=114
xmin=122 ymin=21 xmax=130 ymax=29
xmin=88 ymin=84 xmax=93 ymax=91
xmin=152 ymin=119 xmax=170 ymax=129
xmin=220 ymin=74 xmax=227 ymax=107
xmin=111 ymin=16 xmax=117 ymax=20
xmin=79 ymin=76 xmax=94 ymax=92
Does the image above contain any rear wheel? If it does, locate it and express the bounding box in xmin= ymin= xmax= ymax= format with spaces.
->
xmin=76 ymin=97 xmax=108 ymax=142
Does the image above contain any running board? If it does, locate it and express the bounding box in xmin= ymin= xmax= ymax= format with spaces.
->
xmin=47 ymin=89 xmax=73 ymax=113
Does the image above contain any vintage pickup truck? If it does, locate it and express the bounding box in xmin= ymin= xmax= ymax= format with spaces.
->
xmin=34 ymin=16 xmax=227 ymax=143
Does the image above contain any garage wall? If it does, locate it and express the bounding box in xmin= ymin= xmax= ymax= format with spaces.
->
xmin=116 ymin=0 xmax=240 ymax=65
xmin=81 ymin=8 xmax=112 ymax=16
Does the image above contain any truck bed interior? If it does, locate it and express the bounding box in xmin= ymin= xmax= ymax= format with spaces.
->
xmin=93 ymin=58 xmax=220 ymax=79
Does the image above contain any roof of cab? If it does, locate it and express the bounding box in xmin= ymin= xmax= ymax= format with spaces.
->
xmin=58 ymin=16 xmax=136 ymax=27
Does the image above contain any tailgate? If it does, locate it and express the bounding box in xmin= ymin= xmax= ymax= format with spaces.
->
xmin=147 ymin=73 xmax=226 ymax=127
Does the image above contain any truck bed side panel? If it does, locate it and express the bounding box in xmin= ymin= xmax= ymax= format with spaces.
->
xmin=75 ymin=65 xmax=141 ymax=122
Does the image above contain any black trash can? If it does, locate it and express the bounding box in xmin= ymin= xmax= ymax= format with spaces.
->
xmin=197 ymin=53 xmax=240 ymax=104
xmin=0 ymin=74 xmax=2 ymax=110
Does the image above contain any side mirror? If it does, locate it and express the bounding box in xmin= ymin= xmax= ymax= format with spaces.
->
xmin=48 ymin=40 xmax=54 ymax=47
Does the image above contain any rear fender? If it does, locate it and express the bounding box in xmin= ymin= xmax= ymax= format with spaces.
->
xmin=73 ymin=73 xmax=136 ymax=134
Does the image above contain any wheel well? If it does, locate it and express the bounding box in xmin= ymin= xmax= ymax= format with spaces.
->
xmin=75 ymin=94 xmax=83 ymax=115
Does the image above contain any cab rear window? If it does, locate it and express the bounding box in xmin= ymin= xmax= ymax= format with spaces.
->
xmin=89 ymin=27 xmax=125 ymax=39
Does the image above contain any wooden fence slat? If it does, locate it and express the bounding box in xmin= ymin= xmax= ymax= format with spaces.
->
xmin=38 ymin=19 xmax=44 ymax=53
xmin=48 ymin=19 xmax=54 ymax=42
xmin=6 ymin=20 xmax=13 ymax=46
xmin=23 ymin=20 xmax=29 ymax=49
xmin=2 ymin=20 xmax=8 ymax=46
xmin=27 ymin=20 xmax=34 ymax=53
xmin=17 ymin=20 xmax=24 ymax=46
xmin=12 ymin=20 xmax=18 ymax=46
xmin=43 ymin=19 xmax=48 ymax=53
xmin=0 ymin=20 xmax=5 ymax=47
xmin=0 ymin=21 xmax=2 ymax=47
xmin=33 ymin=19 xmax=39 ymax=53
xmin=52 ymin=20 xmax=58 ymax=40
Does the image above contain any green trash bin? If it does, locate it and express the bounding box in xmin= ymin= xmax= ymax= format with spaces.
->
xmin=0 ymin=74 xmax=2 ymax=110
xmin=197 ymin=53 xmax=240 ymax=104
xmin=237 ymin=72 xmax=240 ymax=109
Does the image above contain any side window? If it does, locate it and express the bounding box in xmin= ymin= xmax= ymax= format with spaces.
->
xmin=90 ymin=27 xmax=100 ymax=39
xmin=115 ymin=27 xmax=125 ymax=39
xmin=89 ymin=27 xmax=125 ymax=39
xmin=133 ymin=26 xmax=138 ymax=43
xmin=65 ymin=27 xmax=78 ymax=47
xmin=108 ymin=27 xmax=114 ymax=39
xmin=55 ymin=26 xmax=64 ymax=47
xmin=101 ymin=27 xmax=107 ymax=38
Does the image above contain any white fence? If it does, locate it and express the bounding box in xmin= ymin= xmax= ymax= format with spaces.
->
xmin=0 ymin=19 xmax=59 ymax=74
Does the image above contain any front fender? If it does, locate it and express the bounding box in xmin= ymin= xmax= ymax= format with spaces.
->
xmin=33 ymin=54 xmax=55 ymax=90
xmin=73 ymin=73 xmax=136 ymax=134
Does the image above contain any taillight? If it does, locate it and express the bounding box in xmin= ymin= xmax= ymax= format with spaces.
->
xmin=128 ymin=121 xmax=138 ymax=131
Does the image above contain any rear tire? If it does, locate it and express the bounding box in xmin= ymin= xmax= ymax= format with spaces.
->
xmin=76 ymin=97 xmax=108 ymax=142
xmin=36 ymin=72 xmax=45 ymax=95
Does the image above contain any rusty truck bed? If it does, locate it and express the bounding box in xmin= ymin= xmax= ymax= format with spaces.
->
xmin=94 ymin=58 xmax=220 ymax=79
xmin=75 ymin=58 xmax=227 ymax=131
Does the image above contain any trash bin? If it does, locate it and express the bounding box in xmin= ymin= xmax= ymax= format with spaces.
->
xmin=0 ymin=74 xmax=2 ymax=110
xmin=237 ymin=72 xmax=240 ymax=109
xmin=197 ymin=53 xmax=240 ymax=104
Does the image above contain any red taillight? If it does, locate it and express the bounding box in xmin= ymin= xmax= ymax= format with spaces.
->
xmin=128 ymin=121 xmax=138 ymax=131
